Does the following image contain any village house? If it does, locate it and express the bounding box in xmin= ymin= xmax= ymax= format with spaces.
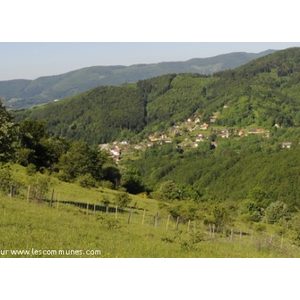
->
xmin=110 ymin=146 xmax=121 ymax=157
xmin=282 ymin=142 xmax=292 ymax=149
xmin=248 ymin=129 xmax=264 ymax=134
xmin=200 ymin=123 xmax=209 ymax=130
xmin=99 ymin=143 xmax=110 ymax=151
xmin=134 ymin=144 xmax=143 ymax=150
xmin=221 ymin=129 xmax=229 ymax=138
xmin=238 ymin=129 xmax=244 ymax=137
xmin=195 ymin=134 xmax=204 ymax=142
xmin=164 ymin=138 xmax=172 ymax=143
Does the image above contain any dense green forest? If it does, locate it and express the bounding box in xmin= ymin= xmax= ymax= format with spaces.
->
xmin=3 ymin=47 xmax=300 ymax=236
xmin=1 ymin=50 xmax=274 ymax=109
xmin=14 ymin=48 xmax=300 ymax=146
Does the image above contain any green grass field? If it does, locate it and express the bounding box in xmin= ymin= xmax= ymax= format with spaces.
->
xmin=0 ymin=165 xmax=298 ymax=258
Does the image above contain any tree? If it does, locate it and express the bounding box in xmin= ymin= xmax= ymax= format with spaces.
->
xmin=264 ymin=201 xmax=290 ymax=224
xmin=119 ymin=165 xmax=144 ymax=194
xmin=59 ymin=141 xmax=105 ymax=182
xmin=154 ymin=180 xmax=182 ymax=202
xmin=0 ymin=99 xmax=16 ymax=162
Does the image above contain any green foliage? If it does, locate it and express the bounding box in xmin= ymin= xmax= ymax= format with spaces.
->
xmin=167 ymin=200 xmax=200 ymax=220
xmin=0 ymin=164 xmax=12 ymax=193
xmin=26 ymin=163 xmax=37 ymax=176
xmin=119 ymin=165 xmax=144 ymax=194
xmin=29 ymin=174 xmax=51 ymax=201
xmin=77 ymin=173 xmax=98 ymax=188
xmin=264 ymin=201 xmax=290 ymax=224
xmin=153 ymin=180 xmax=182 ymax=202
xmin=114 ymin=192 xmax=131 ymax=208
xmin=59 ymin=141 xmax=104 ymax=182
xmin=0 ymin=99 xmax=17 ymax=162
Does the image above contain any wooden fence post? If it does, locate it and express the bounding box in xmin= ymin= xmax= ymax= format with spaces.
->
xmin=128 ymin=207 xmax=132 ymax=224
xmin=115 ymin=205 xmax=118 ymax=219
xmin=86 ymin=203 xmax=89 ymax=216
xmin=154 ymin=213 xmax=158 ymax=228
xmin=176 ymin=216 xmax=180 ymax=230
xmin=56 ymin=193 xmax=60 ymax=209
xmin=50 ymin=188 xmax=54 ymax=207
xmin=166 ymin=215 xmax=170 ymax=231
xmin=10 ymin=185 xmax=13 ymax=199
xmin=142 ymin=209 xmax=146 ymax=225
xmin=27 ymin=186 xmax=31 ymax=203
xmin=187 ymin=220 xmax=191 ymax=233
xmin=94 ymin=204 xmax=96 ymax=216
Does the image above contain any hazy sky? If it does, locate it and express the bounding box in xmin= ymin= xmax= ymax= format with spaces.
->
xmin=1 ymin=42 xmax=300 ymax=81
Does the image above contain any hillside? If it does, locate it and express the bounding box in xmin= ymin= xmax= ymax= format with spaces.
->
xmin=1 ymin=165 xmax=299 ymax=258
xmin=14 ymin=47 xmax=300 ymax=145
xmin=1 ymin=50 xmax=275 ymax=109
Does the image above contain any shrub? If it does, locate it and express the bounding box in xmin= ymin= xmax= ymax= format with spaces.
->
xmin=264 ymin=201 xmax=289 ymax=224
xmin=26 ymin=164 xmax=37 ymax=176
xmin=114 ymin=192 xmax=131 ymax=208
xmin=0 ymin=164 xmax=12 ymax=193
xmin=77 ymin=173 xmax=98 ymax=188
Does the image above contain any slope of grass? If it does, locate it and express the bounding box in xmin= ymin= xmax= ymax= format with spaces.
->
xmin=1 ymin=192 xmax=298 ymax=258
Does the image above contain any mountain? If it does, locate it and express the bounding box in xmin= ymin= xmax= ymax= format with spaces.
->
xmin=1 ymin=50 xmax=275 ymax=109
xmin=13 ymin=47 xmax=300 ymax=146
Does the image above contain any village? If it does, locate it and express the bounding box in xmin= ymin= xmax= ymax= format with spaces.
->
xmin=99 ymin=111 xmax=292 ymax=163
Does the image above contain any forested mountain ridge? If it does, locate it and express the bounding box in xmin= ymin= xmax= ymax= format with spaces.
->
xmin=1 ymin=50 xmax=275 ymax=109
xmin=13 ymin=47 xmax=300 ymax=146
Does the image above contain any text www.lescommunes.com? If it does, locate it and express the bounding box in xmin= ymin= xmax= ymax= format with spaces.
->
xmin=0 ymin=249 xmax=101 ymax=256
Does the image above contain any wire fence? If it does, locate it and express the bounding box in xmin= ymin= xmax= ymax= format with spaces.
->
xmin=5 ymin=183 xmax=290 ymax=251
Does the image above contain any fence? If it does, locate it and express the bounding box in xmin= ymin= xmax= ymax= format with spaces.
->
xmin=6 ymin=184 xmax=289 ymax=250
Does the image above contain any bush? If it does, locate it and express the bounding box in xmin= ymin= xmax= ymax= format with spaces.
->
xmin=77 ymin=173 xmax=98 ymax=188
xmin=99 ymin=180 xmax=115 ymax=189
xmin=26 ymin=164 xmax=37 ymax=176
xmin=0 ymin=164 xmax=12 ymax=193
xmin=29 ymin=174 xmax=51 ymax=201
xmin=264 ymin=201 xmax=289 ymax=224
xmin=114 ymin=192 xmax=131 ymax=208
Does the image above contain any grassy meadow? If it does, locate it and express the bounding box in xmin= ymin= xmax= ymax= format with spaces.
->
xmin=0 ymin=165 xmax=298 ymax=258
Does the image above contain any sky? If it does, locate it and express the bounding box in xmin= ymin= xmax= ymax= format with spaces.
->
xmin=1 ymin=42 xmax=300 ymax=81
